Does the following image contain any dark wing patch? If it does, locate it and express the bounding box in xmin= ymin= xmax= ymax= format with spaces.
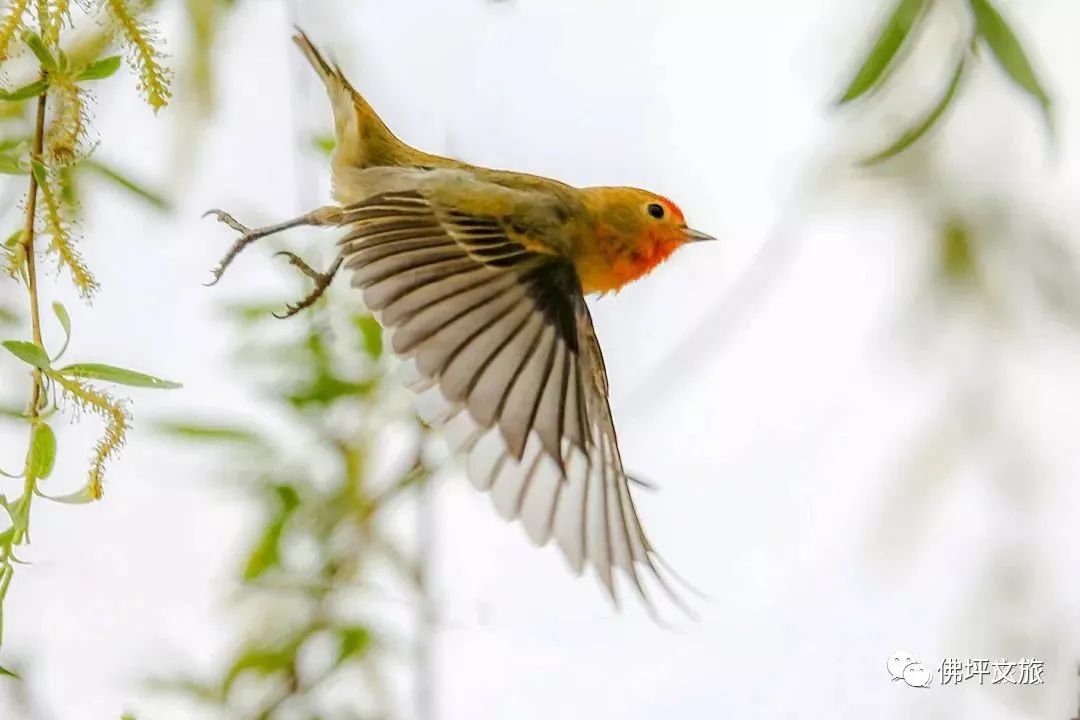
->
xmin=339 ymin=190 xmax=690 ymax=619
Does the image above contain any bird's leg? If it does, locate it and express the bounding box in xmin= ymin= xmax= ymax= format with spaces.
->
xmin=203 ymin=205 xmax=345 ymax=286
xmin=272 ymin=252 xmax=345 ymax=319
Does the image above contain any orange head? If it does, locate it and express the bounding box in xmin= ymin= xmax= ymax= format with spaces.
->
xmin=577 ymin=187 xmax=714 ymax=294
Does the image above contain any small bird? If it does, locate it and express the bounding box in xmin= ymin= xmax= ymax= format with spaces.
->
xmin=206 ymin=30 xmax=714 ymax=618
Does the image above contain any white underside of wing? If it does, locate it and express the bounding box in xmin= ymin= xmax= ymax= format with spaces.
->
xmin=400 ymin=357 xmax=689 ymax=618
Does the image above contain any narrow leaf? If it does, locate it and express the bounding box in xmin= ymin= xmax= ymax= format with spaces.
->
xmin=57 ymin=363 xmax=181 ymax=389
xmin=153 ymin=420 xmax=260 ymax=444
xmin=0 ymin=664 xmax=20 ymax=679
xmin=51 ymin=301 xmax=71 ymax=361
xmin=0 ymin=405 xmax=25 ymax=421
xmin=22 ymin=32 xmax=57 ymax=72
xmin=860 ymin=56 xmax=966 ymax=166
xmin=838 ymin=0 xmax=929 ymax=104
xmin=27 ymin=423 xmax=56 ymax=479
xmin=0 ymin=154 xmax=24 ymax=174
xmin=2 ymin=340 xmax=51 ymax=370
xmin=969 ymin=0 xmax=1052 ymax=121
xmin=76 ymin=55 xmax=122 ymax=81
xmin=29 ymin=158 xmax=45 ymax=186
xmin=0 ymin=80 xmax=48 ymax=102
xmin=80 ymin=160 xmax=171 ymax=211
xmin=39 ymin=485 xmax=96 ymax=504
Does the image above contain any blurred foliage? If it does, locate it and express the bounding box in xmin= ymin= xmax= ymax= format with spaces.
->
xmin=155 ymin=288 xmax=434 ymax=718
xmin=0 ymin=1 xmax=181 ymax=673
xmin=837 ymin=0 xmax=1052 ymax=164
xmin=840 ymin=6 xmax=1077 ymax=717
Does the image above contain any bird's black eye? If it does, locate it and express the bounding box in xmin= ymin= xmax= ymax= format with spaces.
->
xmin=647 ymin=202 xmax=665 ymax=219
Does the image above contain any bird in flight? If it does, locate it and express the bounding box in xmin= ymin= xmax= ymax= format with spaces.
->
xmin=206 ymin=30 xmax=714 ymax=618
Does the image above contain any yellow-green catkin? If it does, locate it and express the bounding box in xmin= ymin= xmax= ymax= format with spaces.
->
xmin=103 ymin=0 xmax=171 ymax=112
xmin=0 ymin=0 xmax=30 ymax=61
xmin=51 ymin=374 xmax=130 ymax=499
xmin=45 ymin=75 xmax=85 ymax=165
xmin=38 ymin=165 xmax=98 ymax=297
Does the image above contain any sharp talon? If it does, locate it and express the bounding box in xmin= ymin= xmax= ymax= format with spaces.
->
xmin=273 ymin=304 xmax=302 ymax=320
xmin=202 ymin=208 xmax=251 ymax=234
xmin=274 ymin=251 xmax=322 ymax=280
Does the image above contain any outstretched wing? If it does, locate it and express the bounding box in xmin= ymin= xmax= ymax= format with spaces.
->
xmin=337 ymin=189 xmax=686 ymax=616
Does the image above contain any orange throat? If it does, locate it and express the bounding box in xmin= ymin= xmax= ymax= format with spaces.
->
xmin=577 ymin=230 xmax=681 ymax=295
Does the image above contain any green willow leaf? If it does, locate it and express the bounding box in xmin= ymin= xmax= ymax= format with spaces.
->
xmin=356 ymin=315 xmax=383 ymax=359
xmin=0 ymin=664 xmax=20 ymax=679
xmin=56 ymin=363 xmax=181 ymax=389
xmin=29 ymin=159 xmax=46 ymax=186
xmin=0 ymin=405 xmax=25 ymax=421
xmin=76 ymin=55 xmax=122 ymax=81
xmin=860 ymin=56 xmax=966 ymax=166
xmin=28 ymin=423 xmax=56 ymax=480
xmin=51 ymin=301 xmax=71 ymax=361
xmin=80 ymin=159 xmax=171 ymax=211
xmin=0 ymin=80 xmax=48 ymax=102
xmin=837 ymin=0 xmax=929 ymax=104
xmin=336 ymin=626 xmax=373 ymax=665
xmin=22 ymin=32 xmax=57 ymax=72
xmin=0 ymin=154 xmax=24 ymax=174
xmin=38 ymin=485 xmax=96 ymax=504
xmin=2 ymin=340 xmax=51 ymax=370
xmin=153 ymin=420 xmax=261 ymax=444
xmin=969 ymin=0 xmax=1052 ymax=121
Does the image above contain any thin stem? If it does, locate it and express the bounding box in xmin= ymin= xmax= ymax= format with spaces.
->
xmin=11 ymin=81 xmax=48 ymax=547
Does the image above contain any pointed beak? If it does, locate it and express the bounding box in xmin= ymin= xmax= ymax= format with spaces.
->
xmin=683 ymin=227 xmax=717 ymax=243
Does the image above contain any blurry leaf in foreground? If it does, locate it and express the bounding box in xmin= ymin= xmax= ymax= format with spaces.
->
xmin=57 ymin=363 xmax=181 ymax=389
xmin=222 ymin=640 xmax=300 ymax=694
xmin=938 ymin=218 xmax=977 ymax=285
xmin=242 ymin=515 xmax=285 ymax=581
xmin=0 ymin=664 xmax=20 ymax=679
xmin=969 ymin=0 xmax=1052 ymax=128
xmin=860 ymin=56 xmax=966 ymax=166
xmin=0 ymin=406 xmax=25 ymax=420
xmin=312 ymin=134 xmax=335 ymax=155
xmin=336 ymin=626 xmax=373 ymax=665
xmin=838 ymin=0 xmax=929 ymax=104
xmin=0 ymin=154 xmax=24 ymax=174
xmin=355 ymin=314 xmax=383 ymax=359
xmin=80 ymin=159 xmax=171 ymax=211
xmin=153 ymin=419 xmax=262 ymax=444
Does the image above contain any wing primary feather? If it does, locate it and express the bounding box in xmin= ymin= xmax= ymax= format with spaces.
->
xmin=345 ymin=235 xmax=449 ymax=263
xmin=493 ymin=321 xmax=548 ymax=461
xmin=443 ymin=303 xmax=533 ymax=404
xmin=392 ymin=277 xmax=521 ymax=355
xmin=516 ymin=449 xmax=546 ymax=521
xmin=508 ymin=326 xmax=558 ymax=461
xmin=365 ymin=264 xmax=495 ymax=315
xmin=379 ymin=268 xmax=505 ymax=325
xmin=425 ymin=290 xmax=526 ymax=385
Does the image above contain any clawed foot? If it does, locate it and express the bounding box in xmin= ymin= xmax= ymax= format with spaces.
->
xmin=203 ymin=206 xmax=342 ymax=287
xmin=202 ymin=208 xmax=264 ymax=287
xmin=272 ymin=252 xmax=343 ymax=319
